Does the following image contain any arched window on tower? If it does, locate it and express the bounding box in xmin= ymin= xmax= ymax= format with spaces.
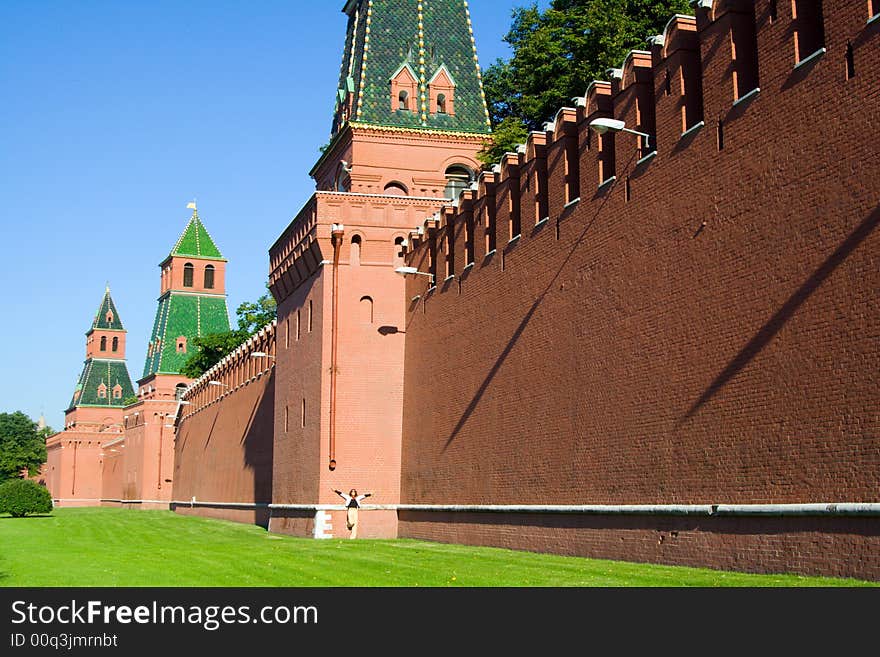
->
xmin=359 ymin=296 xmax=374 ymax=324
xmin=100 ymin=336 xmax=107 ymax=351
xmin=437 ymin=94 xmax=447 ymax=114
xmin=112 ymin=336 xmax=119 ymax=352
xmin=350 ymin=235 xmax=361 ymax=266
xmin=394 ymin=236 xmax=405 ymax=266
xmin=383 ymin=181 xmax=409 ymax=196
xmin=398 ymin=90 xmax=409 ymax=111
xmin=335 ymin=162 xmax=351 ymax=192
xmin=444 ymin=165 xmax=474 ymax=200
xmin=183 ymin=262 xmax=194 ymax=287
xmin=204 ymin=264 xmax=215 ymax=289
xmin=175 ymin=383 xmax=187 ymax=401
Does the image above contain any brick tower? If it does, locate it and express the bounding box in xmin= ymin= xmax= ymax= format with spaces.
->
xmin=44 ymin=287 xmax=136 ymax=505
xmin=103 ymin=205 xmax=231 ymax=507
xmin=141 ymin=204 xmax=230 ymax=387
xmin=268 ymin=0 xmax=491 ymax=538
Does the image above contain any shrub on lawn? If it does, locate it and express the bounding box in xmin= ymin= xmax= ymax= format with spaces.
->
xmin=0 ymin=478 xmax=53 ymax=517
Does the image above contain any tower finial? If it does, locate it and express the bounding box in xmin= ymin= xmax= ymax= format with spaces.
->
xmin=186 ymin=199 xmax=198 ymax=215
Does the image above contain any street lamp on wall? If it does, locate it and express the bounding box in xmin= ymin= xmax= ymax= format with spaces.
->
xmin=588 ymin=117 xmax=652 ymax=151
xmin=394 ymin=266 xmax=435 ymax=286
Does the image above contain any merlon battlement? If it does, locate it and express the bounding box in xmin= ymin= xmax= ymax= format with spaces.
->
xmin=403 ymin=0 xmax=878 ymax=291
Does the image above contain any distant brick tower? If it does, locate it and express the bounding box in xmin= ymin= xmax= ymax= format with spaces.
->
xmin=44 ymin=287 xmax=136 ymax=505
xmin=104 ymin=205 xmax=231 ymax=507
xmin=268 ymin=0 xmax=491 ymax=538
xmin=142 ymin=204 xmax=231 ymax=386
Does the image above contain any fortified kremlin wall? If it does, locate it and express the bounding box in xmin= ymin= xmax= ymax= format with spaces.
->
xmin=398 ymin=0 xmax=880 ymax=579
xmin=41 ymin=0 xmax=879 ymax=581
xmin=171 ymin=322 xmax=276 ymax=527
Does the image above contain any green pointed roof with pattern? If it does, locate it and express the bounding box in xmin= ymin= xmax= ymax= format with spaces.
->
xmin=335 ymin=0 xmax=491 ymax=134
xmin=67 ymin=358 xmax=135 ymax=411
xmin=90 ymin=287 xmax=125 ymax=331
xmin=142 ymin=293 xmax=231 ymax=378
xmin=169 ymin=209 xmax=225 ymax=260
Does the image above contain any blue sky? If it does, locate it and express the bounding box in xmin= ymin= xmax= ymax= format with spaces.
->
xmin=0 ymin=1 xmax=544 ymax=430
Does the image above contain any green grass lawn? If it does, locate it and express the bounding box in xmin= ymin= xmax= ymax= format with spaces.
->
xmin=0 ymin=507 xmax=873 ymax=586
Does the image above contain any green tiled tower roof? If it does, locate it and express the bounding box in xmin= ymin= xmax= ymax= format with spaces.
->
xmin=91 ymin=286 xmax=124 ymax=331
xmin=142 ymin=293 xmax=231 ymax=378
xmin=335 ymin=0 xmax=491 ymax=134
xmin=67 ymin=359 xmax=136 ymax=410
xmin=169 ymin=209 xmax=224 ymax=260
xmin=144 ymin=209 xmax=230 ymax=378
xmin=67 ymin=288 xmax=135 ymax=411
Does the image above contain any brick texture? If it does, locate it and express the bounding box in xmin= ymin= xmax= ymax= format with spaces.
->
xmin=399 ymin=0 xmax=880 ymax=579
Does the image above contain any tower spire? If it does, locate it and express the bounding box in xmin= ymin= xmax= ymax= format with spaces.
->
xmin=68 ymin=286 xmax=135 ymax=412
xmin=331 ymin=0 xmax=491 ymax=137
xmin=143 ymin=208 xmax=230 ymax=379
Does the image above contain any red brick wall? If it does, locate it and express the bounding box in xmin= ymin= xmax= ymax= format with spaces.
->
xmin=399 ymin=1 xmax=880 ymax=578
xmin=398 ymin=512 xmax=880 ymax=581
xmin=269 ymin=275 xmax=326 ymax=535
xmin=173 ymin=373 xmax=274 ymax=527
xmin=101 ymin=447 xmax=123 ymax=502
xmin=44 ymin=434 xmax=107 ymax=505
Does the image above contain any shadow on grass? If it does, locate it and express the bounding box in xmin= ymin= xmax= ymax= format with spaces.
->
xmin=0 ymin=514 xmax=55 ymax=520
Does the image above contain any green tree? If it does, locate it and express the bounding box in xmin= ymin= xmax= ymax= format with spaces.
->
xmin=0 ymin=478 xmax=53 ymax=517
xmin=235 ymin=292 xmax=277 ymax=334
xmin=481 ymin=0 xmax=692 ymax=159
xmin=179 ymin=290 xmax=277 ymax=379
xmin=477 ymin=116 xmax=529 ymax=167
xmin=0 ymin=412 xmax=48 ymax=481
xmin=179 ymin=330 xmax=249 ymax=379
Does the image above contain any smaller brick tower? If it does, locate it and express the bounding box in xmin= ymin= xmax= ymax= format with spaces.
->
xmin=103 ymin=205 xmax=231 ymax=507
xmin=141 ymin=203 xmax=230 ymax=389
xmin=44 ymin=287 xmax=136 ymax=505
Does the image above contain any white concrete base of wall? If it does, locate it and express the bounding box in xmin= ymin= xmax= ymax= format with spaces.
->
xmin=313 ymin=510 xmax=333 ymax=539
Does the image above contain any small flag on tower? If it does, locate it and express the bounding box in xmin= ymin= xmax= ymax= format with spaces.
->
xmin=186 ymin=201 xmax=197 ymax=210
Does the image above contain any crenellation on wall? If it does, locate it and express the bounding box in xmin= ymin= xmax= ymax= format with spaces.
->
xmin=497 ymin=152 xmax=522 ymax=245
xmin=180 ymin=320 xmax=277 ymax=420
xmin=173 ymin=319 xmax=276 ymax=526
xmin=547 ymin=107 xmax=580 ymax=217
xmin=403 ymin=0 xmax=877 ymax=293
xmin=459 ymin=189 xmax=477 ymax=273
xmin=522 ymin=130 xmax=549 ymax=229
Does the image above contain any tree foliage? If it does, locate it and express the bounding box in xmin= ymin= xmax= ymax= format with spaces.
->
xmin=179 ymin=291 xmax=277 ymax=379
xmin=179 ymin=329 xmax=250 ymax=379
xmin=0 ymin=478 xmax=53 ymax=517
xmin=235 ymin=293 xmax=277 ymax=335
xmin=477 ymin=116 xmax=529 ymax=168
xmin=481 ymin=0 xmax=692 ymax=160
xmin=0 ymin=412 xmax=48 ymax=481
